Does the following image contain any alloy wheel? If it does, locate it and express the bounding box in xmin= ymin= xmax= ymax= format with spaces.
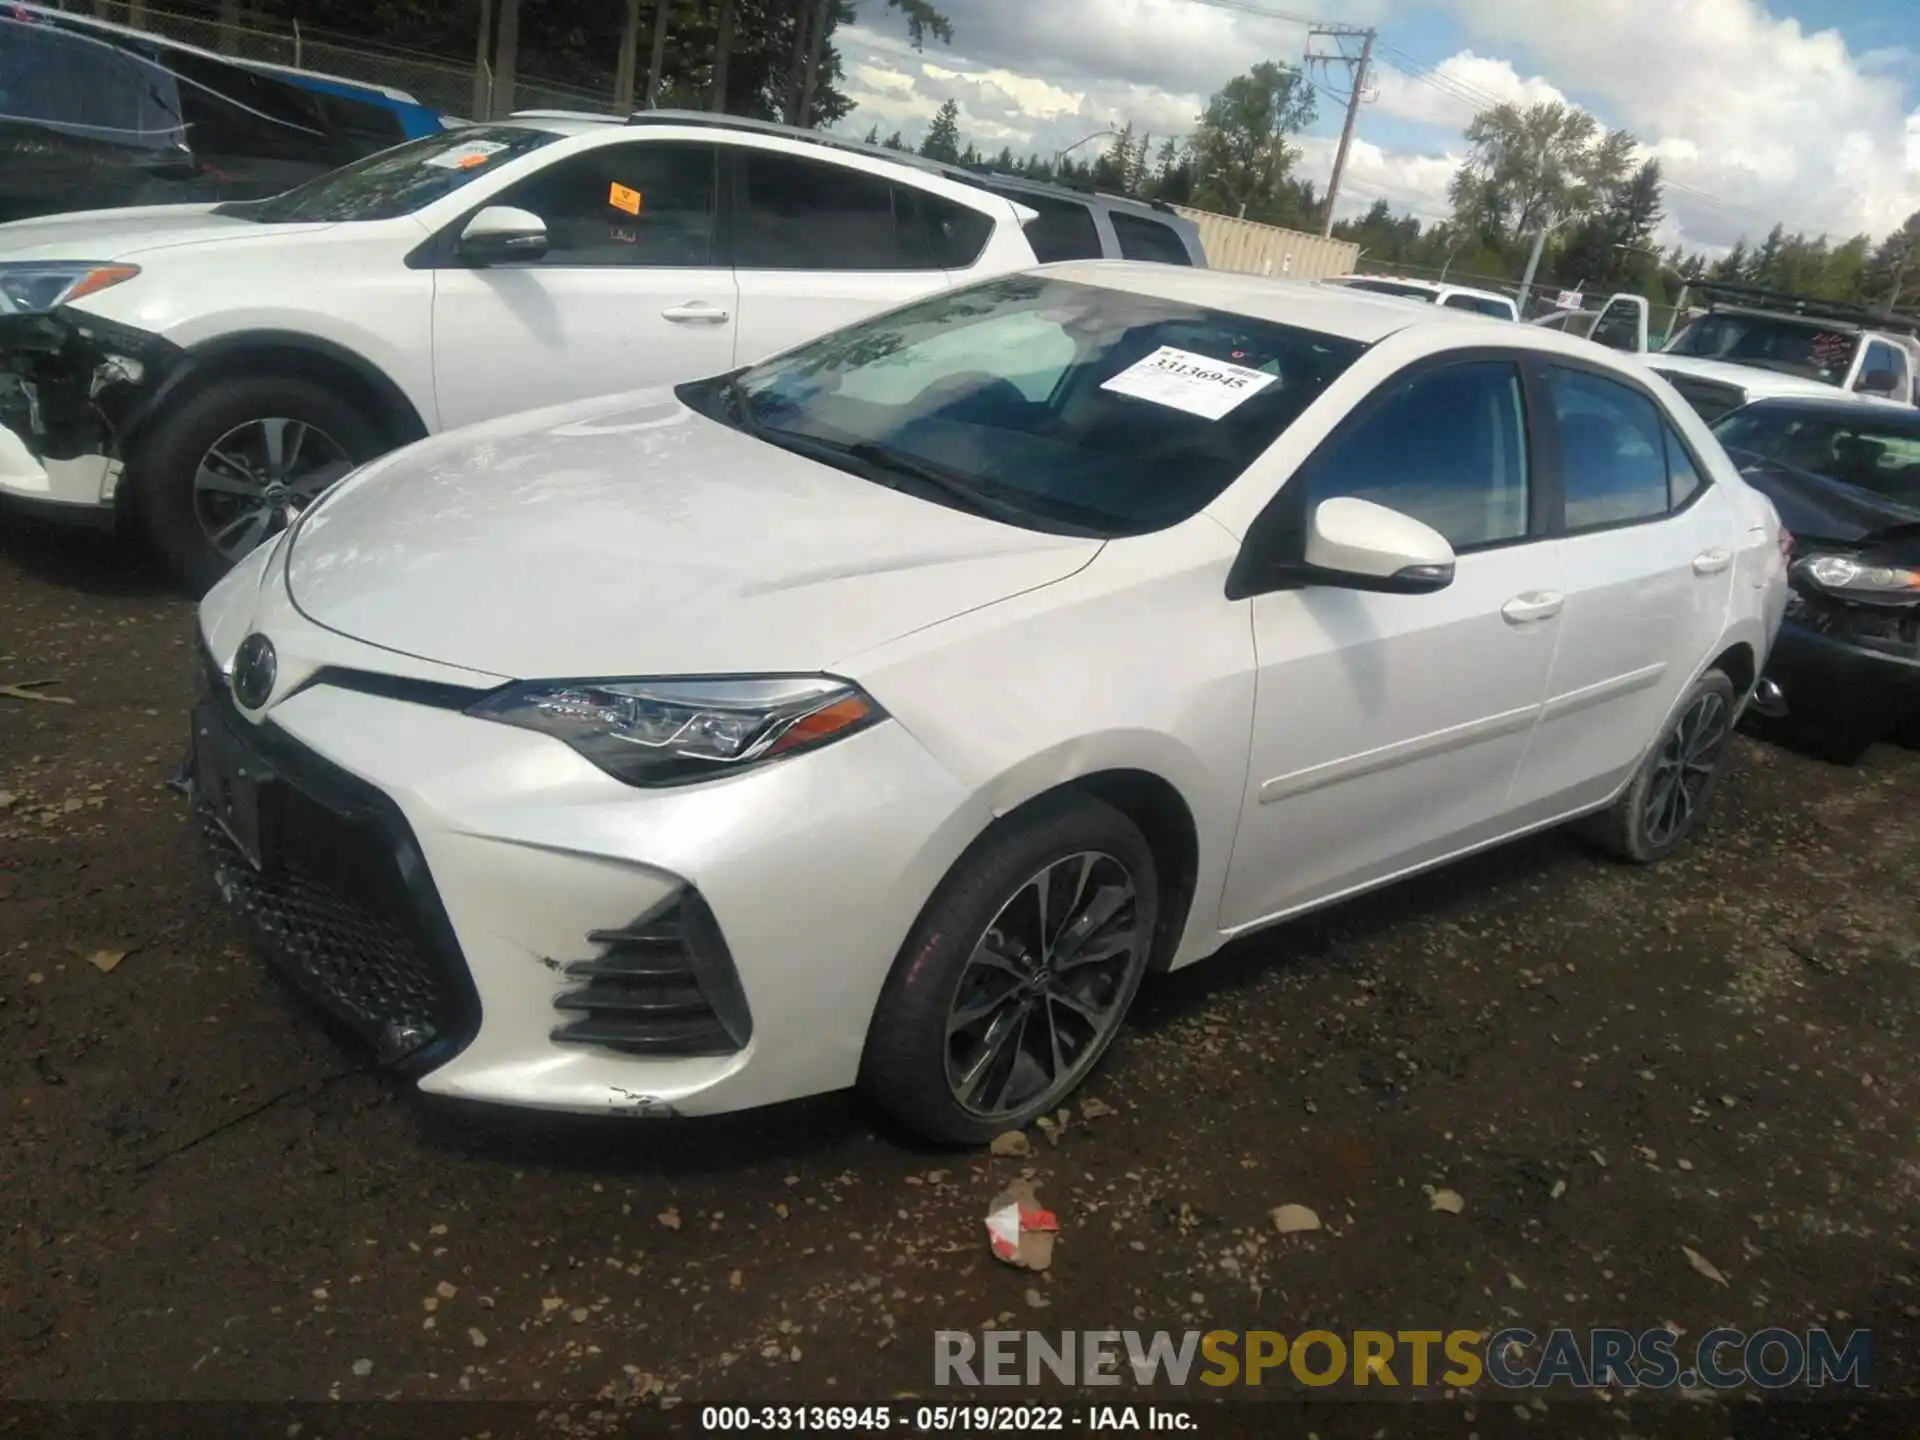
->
xmin=192 ymin=417 xmax=355 ymax=560
xmin=943 ymin=850 xmax=1144 ymax=1120
xmin=1643 ymin=690 xmax=1730 ymax=846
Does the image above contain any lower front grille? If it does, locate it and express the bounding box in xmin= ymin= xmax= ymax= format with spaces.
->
xmin=551 ymin=891 xmax=752 ymax=1057
xmin=189 ymin=683 xmax=481 ymax=1069
xmin=198 ymin=802 xmax=463 ymax=1063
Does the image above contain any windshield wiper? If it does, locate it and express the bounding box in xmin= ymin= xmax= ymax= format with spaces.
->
xmin=840 ymin=440 xmax=1105 ymax=532
xmin=717 ymin=375 xmax=764 ymax=436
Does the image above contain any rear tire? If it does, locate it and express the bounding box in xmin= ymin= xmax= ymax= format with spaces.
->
xmin=1579 ymin=668 xmax=1736 ymax=864
xmin=860 ymin=795 xmax=1158 ymax=1145
xmin=132 ymin=375 xmax=387 ymax=594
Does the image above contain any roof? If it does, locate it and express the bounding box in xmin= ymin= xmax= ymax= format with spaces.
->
xmin=1718 ymin=395 xmax=1920 ymax=429
xmin=1040 ymin=260 xmax=1558 ymax=345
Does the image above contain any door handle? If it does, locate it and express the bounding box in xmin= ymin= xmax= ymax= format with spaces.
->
xmin=1501 ymin=590 xmax=1564 ymax=624
xmin=1692 ymin=548 xmax=1733 ymax=575
xmin=662 ymin=302 xmax=730 ymax=324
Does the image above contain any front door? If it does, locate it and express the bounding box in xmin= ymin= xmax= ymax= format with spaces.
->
xmin=1222 ymin=357 xmax=1562 ymax=931
xmin=1508 ymin=362 xmax=1738 ymax=816
xmin=430 ymin=140 xmax=738 ymax=432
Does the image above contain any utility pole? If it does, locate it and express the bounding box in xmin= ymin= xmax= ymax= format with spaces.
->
xmin=1306 ymin=24 xmax=1374 ymax=239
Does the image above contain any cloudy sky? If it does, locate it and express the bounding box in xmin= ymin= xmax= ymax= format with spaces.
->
xmin=832 ymin=0 xmax=1920 ymax=253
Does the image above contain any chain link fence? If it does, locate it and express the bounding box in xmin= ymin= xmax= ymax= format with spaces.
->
xmin=63 ymin=0 xmax=618 ymax=118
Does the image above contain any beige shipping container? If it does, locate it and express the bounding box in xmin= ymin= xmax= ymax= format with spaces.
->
xmin=1173 ymin=207 xmax=1359 ymax=281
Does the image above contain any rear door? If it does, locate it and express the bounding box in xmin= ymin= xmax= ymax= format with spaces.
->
xmin=1589 ymin=295 xmax=1649 ymax=354
xmin=1507 ymin=361 xmax=1738 ymax=815
xmin=725 ymin=147 xmax=973 ymax=366
xmin=429 ymin=139 xmax=738 ymax=431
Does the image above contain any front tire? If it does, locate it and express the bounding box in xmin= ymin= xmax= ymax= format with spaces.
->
xmin=131 ymin=375 xmax=386 ymax=593
xmin=860 ymin=795 xmax=1158 ymax=1145
xmin=1579 ymin=668 xmax=1737 ymax=864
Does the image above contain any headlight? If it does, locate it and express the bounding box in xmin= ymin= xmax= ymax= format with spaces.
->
xmin=1794 ymin=553 xmax=1920 ymax=604
xmin=0 ymin=263 xmax=141 ymax=316
xmin=469 ymin=675 xmax=886 ymax=786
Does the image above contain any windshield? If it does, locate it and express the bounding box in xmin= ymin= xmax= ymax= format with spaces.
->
xmin=229 ymin=125 xmax=559 ymax=222
xmin=1665 ymin=313 xmax=1859 ymax=384
xmin=1713 ymin=406 xmax=1920 ymax=503
xmin=1330 ymin=278 xmax=1435 ymax=302
xmin=691 ymin=275 xmax=1364 ymax=537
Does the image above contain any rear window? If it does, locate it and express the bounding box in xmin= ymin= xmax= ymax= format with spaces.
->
xmin=986 ymin=186 xmax=1102 ymax=262
xmin=1110 ymin=211 xmax=1192 ymax=266
xmin=1442 ymin=293 xmax=1513 ymax=319
xmin=1334 ymin=278 xmax=1437 ymax=302
xmin=717 ymin=273 xmax=1364 ymax=537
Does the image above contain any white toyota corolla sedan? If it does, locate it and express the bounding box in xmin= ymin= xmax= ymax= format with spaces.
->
xmin=189 ymin=262 xmax=1789 ymax=1143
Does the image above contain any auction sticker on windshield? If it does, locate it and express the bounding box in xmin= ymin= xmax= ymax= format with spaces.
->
xmin=427 ymin=140 xmax=509 ymax=170
xmin=1101 ymin=346 xmax=1279 ymax=420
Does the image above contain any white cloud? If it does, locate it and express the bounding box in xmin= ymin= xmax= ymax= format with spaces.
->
xmin=1434 ymin=0 xmax=1920 ymax=245
xmin=835 ymin=0 xmax=1920 ymax=253
xmin=1370 ymin=50 xmax=1570 ymax=128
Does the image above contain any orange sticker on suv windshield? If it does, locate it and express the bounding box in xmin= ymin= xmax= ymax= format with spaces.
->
xmin=609 ymin=182 xmax=642 ymax=215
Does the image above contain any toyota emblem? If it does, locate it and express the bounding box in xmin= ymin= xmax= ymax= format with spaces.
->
xmin=231 ymin=633 xmax=278 ymax=710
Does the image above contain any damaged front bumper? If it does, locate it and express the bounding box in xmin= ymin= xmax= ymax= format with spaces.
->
xmin=1765 ymin=588 xmax=1920 ymax=733
xmin=0 ymin=309 xmax=181 ymax=524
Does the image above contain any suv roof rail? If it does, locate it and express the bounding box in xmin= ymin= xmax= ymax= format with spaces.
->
xmin=622 ymin=108 xmax=1193 ymax=225
xmin=626 ymin=107 xmax=961 ymax=175
xmin=1687 ymin=279 xmax=1920 ymax=335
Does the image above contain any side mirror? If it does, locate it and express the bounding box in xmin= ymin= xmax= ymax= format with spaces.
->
xmin=1855 ymin=367 xmax=1899 ymax=397
xmin=1301 ymin=497 xmax=1456 ymax=594
xmin=458 ymin=205 xmax=549 ymax=265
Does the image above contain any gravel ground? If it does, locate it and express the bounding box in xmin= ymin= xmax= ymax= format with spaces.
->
xmin=2 ymin=521 xmax=1917 ymax=1438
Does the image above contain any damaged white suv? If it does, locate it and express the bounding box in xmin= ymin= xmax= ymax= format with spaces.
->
xmin=0 ymin=111 xmax=1049 ymax=588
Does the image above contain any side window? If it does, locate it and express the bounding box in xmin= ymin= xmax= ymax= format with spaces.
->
xmin=1110 ymin=212 xmax=1193 ymax=266
xmin=1301 ymin=361 xmax=1530 ymax=549
xmin=988 ymin=188 xmax=1103 ymax=262
xmin=1664 ymin=424 xmax=1707 ymax=509
xmin=1443 ymin=294 xmax=1511 ymax=319
xmin=900 ymin=188 xmax=993 ymax=269
xmin=1590 ymin=302 xmax=1642 ymax=352
xmin=0 ymin=23 xmax=167 ymax=143
xmin=831 ymin=309 xmax=1078 ymax=408
xmin=499 ymin=143 xmax=717 ymax=267
xmin=735 ymin=151 xmax=919 ymax=270
xmin=1859 ymin=340 xmax=1907 ymax=391
xmin=1545 ymin=367 xmax=1671 ymax=528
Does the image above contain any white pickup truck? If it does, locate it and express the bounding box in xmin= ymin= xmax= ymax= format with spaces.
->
xmin=1529 ymin=286 xmax=1919 ymax=421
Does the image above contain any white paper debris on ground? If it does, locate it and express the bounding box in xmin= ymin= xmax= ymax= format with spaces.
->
xmin=986 ymin=1178 xmax=1058 ymax=1271
xmin=1682 ymin=1245 xmax=1729 ymax=1286
xmin=1429 ymin=1187 xmax=1466 ymax=1215
xmin=87 ymin=948 xmax=131 ymax=974
xmin=1099 ymin=346 xmax=1279 ymax=420
xmin=1270 ymin=1203 xmax=1321 ymax=1235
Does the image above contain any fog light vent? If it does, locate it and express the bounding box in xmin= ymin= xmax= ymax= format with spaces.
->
xmin=550 ymin=890 xmax=751 ymax=1056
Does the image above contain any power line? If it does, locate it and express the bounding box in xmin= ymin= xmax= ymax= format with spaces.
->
xmin=1172 ymin=0 xmax=1839 ymax=245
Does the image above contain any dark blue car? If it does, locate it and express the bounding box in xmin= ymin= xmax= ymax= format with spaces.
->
xmin=0 ymin=2 xmax=449 ymax=224
xmin=1711 ymin=397 xmax=1920 ymax=759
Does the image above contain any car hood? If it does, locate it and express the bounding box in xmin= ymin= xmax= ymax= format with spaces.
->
xmin=286 ymin=390 xmax=1103 ymax=679
xmin=1730 ymin=451 xmax=1920 ymax=545
xmin=0 ymin=204 xmax=327 ymax=261
xmin=1645 ymin=354 xmax=1846 ymax=401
